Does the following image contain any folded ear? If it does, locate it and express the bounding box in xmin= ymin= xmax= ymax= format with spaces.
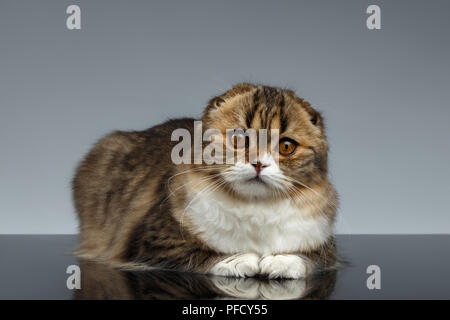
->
xmin=204 ymin=83 xmax=255 ymax=115
xmin=285 ymin=90 xmax=324 ymax=130
xmin=302 ymin=101 xmax=324 ymax=129
xmin=228 ymin=83 xmax=255 ymax=96
xmin=308 ymin=107 xmax=322 ymax=127
xmin=210 ymin=97 xmax=226 ymax=109
xmin=203 ymin=97 xmax=225 ymax=118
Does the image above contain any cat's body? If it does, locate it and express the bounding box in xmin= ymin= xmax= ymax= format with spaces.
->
xmin=73 ymin=84 xmax=338 ymax=279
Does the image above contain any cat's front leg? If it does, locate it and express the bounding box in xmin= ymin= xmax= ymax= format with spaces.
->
xmin=209 ymin=253 xmax=260 ymax=278
xmin=259 ymin=254 xmax=308 ymax=279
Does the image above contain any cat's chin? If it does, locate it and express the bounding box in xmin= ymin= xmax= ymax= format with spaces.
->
xmin=228 ymin=179 xmax=280 ymax=199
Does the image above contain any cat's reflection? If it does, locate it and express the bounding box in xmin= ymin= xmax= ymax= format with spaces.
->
xmin=74 ymin=260 xmax=336 ymax=300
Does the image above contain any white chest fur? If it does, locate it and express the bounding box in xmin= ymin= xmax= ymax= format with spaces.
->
xmin=184 ymin=190 xmax=333 ymax=255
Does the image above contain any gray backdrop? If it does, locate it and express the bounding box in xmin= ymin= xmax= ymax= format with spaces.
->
xmin=1 ymin=0 xmax=449 ymax=234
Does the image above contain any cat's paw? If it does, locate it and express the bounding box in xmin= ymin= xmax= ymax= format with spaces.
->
xmin=210 ymin=253 xmax=260 ymax=278
xmin=259 ymin=254 xmax=307 ymax=279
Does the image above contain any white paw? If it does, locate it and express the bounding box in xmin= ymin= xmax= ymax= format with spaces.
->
xmin=210 ymin=253 xmax=260 ymax=278
xmin=259 ymin=255 xmax=307 ymax=279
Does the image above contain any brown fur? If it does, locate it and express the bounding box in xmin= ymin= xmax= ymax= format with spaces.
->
xmin=72 ymin=84 xmax=338 ymax=276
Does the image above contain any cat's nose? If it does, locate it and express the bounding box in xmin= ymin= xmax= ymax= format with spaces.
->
xmin=252 ymin=161 xmax=269 ymax=175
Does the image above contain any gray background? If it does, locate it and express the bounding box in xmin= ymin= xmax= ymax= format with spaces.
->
xmin=0 ymin=0 xmax=449 ymax=234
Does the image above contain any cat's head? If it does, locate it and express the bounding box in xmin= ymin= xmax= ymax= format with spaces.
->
xmin=200 ymin=83 xmax=329 ymax=200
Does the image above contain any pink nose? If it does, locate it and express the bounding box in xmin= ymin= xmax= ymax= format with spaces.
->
xmin=252 ymin=162 xmax=268 ymax=175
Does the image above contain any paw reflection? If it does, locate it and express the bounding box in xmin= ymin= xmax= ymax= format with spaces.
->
xmin=213 ymin=277 xmax=261 ymax=299
xmin=74 ymin=260 xmax=336 ymax=300
xmin=258 ymin=279 xmax=306 ymax=300
xmin=212 ymin=277 xmax=307 ymax=300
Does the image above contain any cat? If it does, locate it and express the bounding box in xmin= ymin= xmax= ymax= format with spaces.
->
xmin=72 ymin=83 xmax=338 ymax=279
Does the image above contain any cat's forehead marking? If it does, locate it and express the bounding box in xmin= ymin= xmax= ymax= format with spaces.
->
xmin=244 ymin=86 xmax=291 ymax=133
xmin=211 ymin=85 xmax=314 ymax=138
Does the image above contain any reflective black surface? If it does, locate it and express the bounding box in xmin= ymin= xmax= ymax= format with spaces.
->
xmin=0 ymin=235 xmax=449 ymax=299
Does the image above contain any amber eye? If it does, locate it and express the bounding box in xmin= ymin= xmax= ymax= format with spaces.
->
xmin=279 ymin=138 xmax=297 ymax=156
xmin=230 ymin=132 xmax=248 ymax=149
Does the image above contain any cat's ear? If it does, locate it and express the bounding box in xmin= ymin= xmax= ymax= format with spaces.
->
xmin=211 ymin=97 xmax=226 ymax=109
xmin=203 ymin=96 xmax=226 ymax=119
xmin=230 ymin=83 xmax=255 ymax=95
xmin=204 ymin=84 xmax=256 ymax=119
xmin=310 ymin=111 xmax=322 ymax=127
xmin=208 ymin=84 xmax=255 ymax=110
xmin=299 ymin=99 xmax=324 ymax=129
xmin=204 ymin=96 xmax=225 ymax=115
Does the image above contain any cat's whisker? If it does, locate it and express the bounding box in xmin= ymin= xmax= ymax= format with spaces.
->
xmin=286 ymin=184 xmax=312 ymax=205
xmin=161 ymin=172 xmax=226 ymax=207
xmin=263 ymin=176 xmax=291 ymax=192
xmin=281 ymin=175 xmax=328 ymax=201
xmin=263 ymin=175 xmax=317 ymax=205
xmin=167 ymin=165 xmax=230 ymax=193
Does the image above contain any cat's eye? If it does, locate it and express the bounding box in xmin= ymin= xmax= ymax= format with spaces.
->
xmin=278 ymin=138 xmax=297 ymax=156
xmin=229 ymin=132 xmax=248 ymax=149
